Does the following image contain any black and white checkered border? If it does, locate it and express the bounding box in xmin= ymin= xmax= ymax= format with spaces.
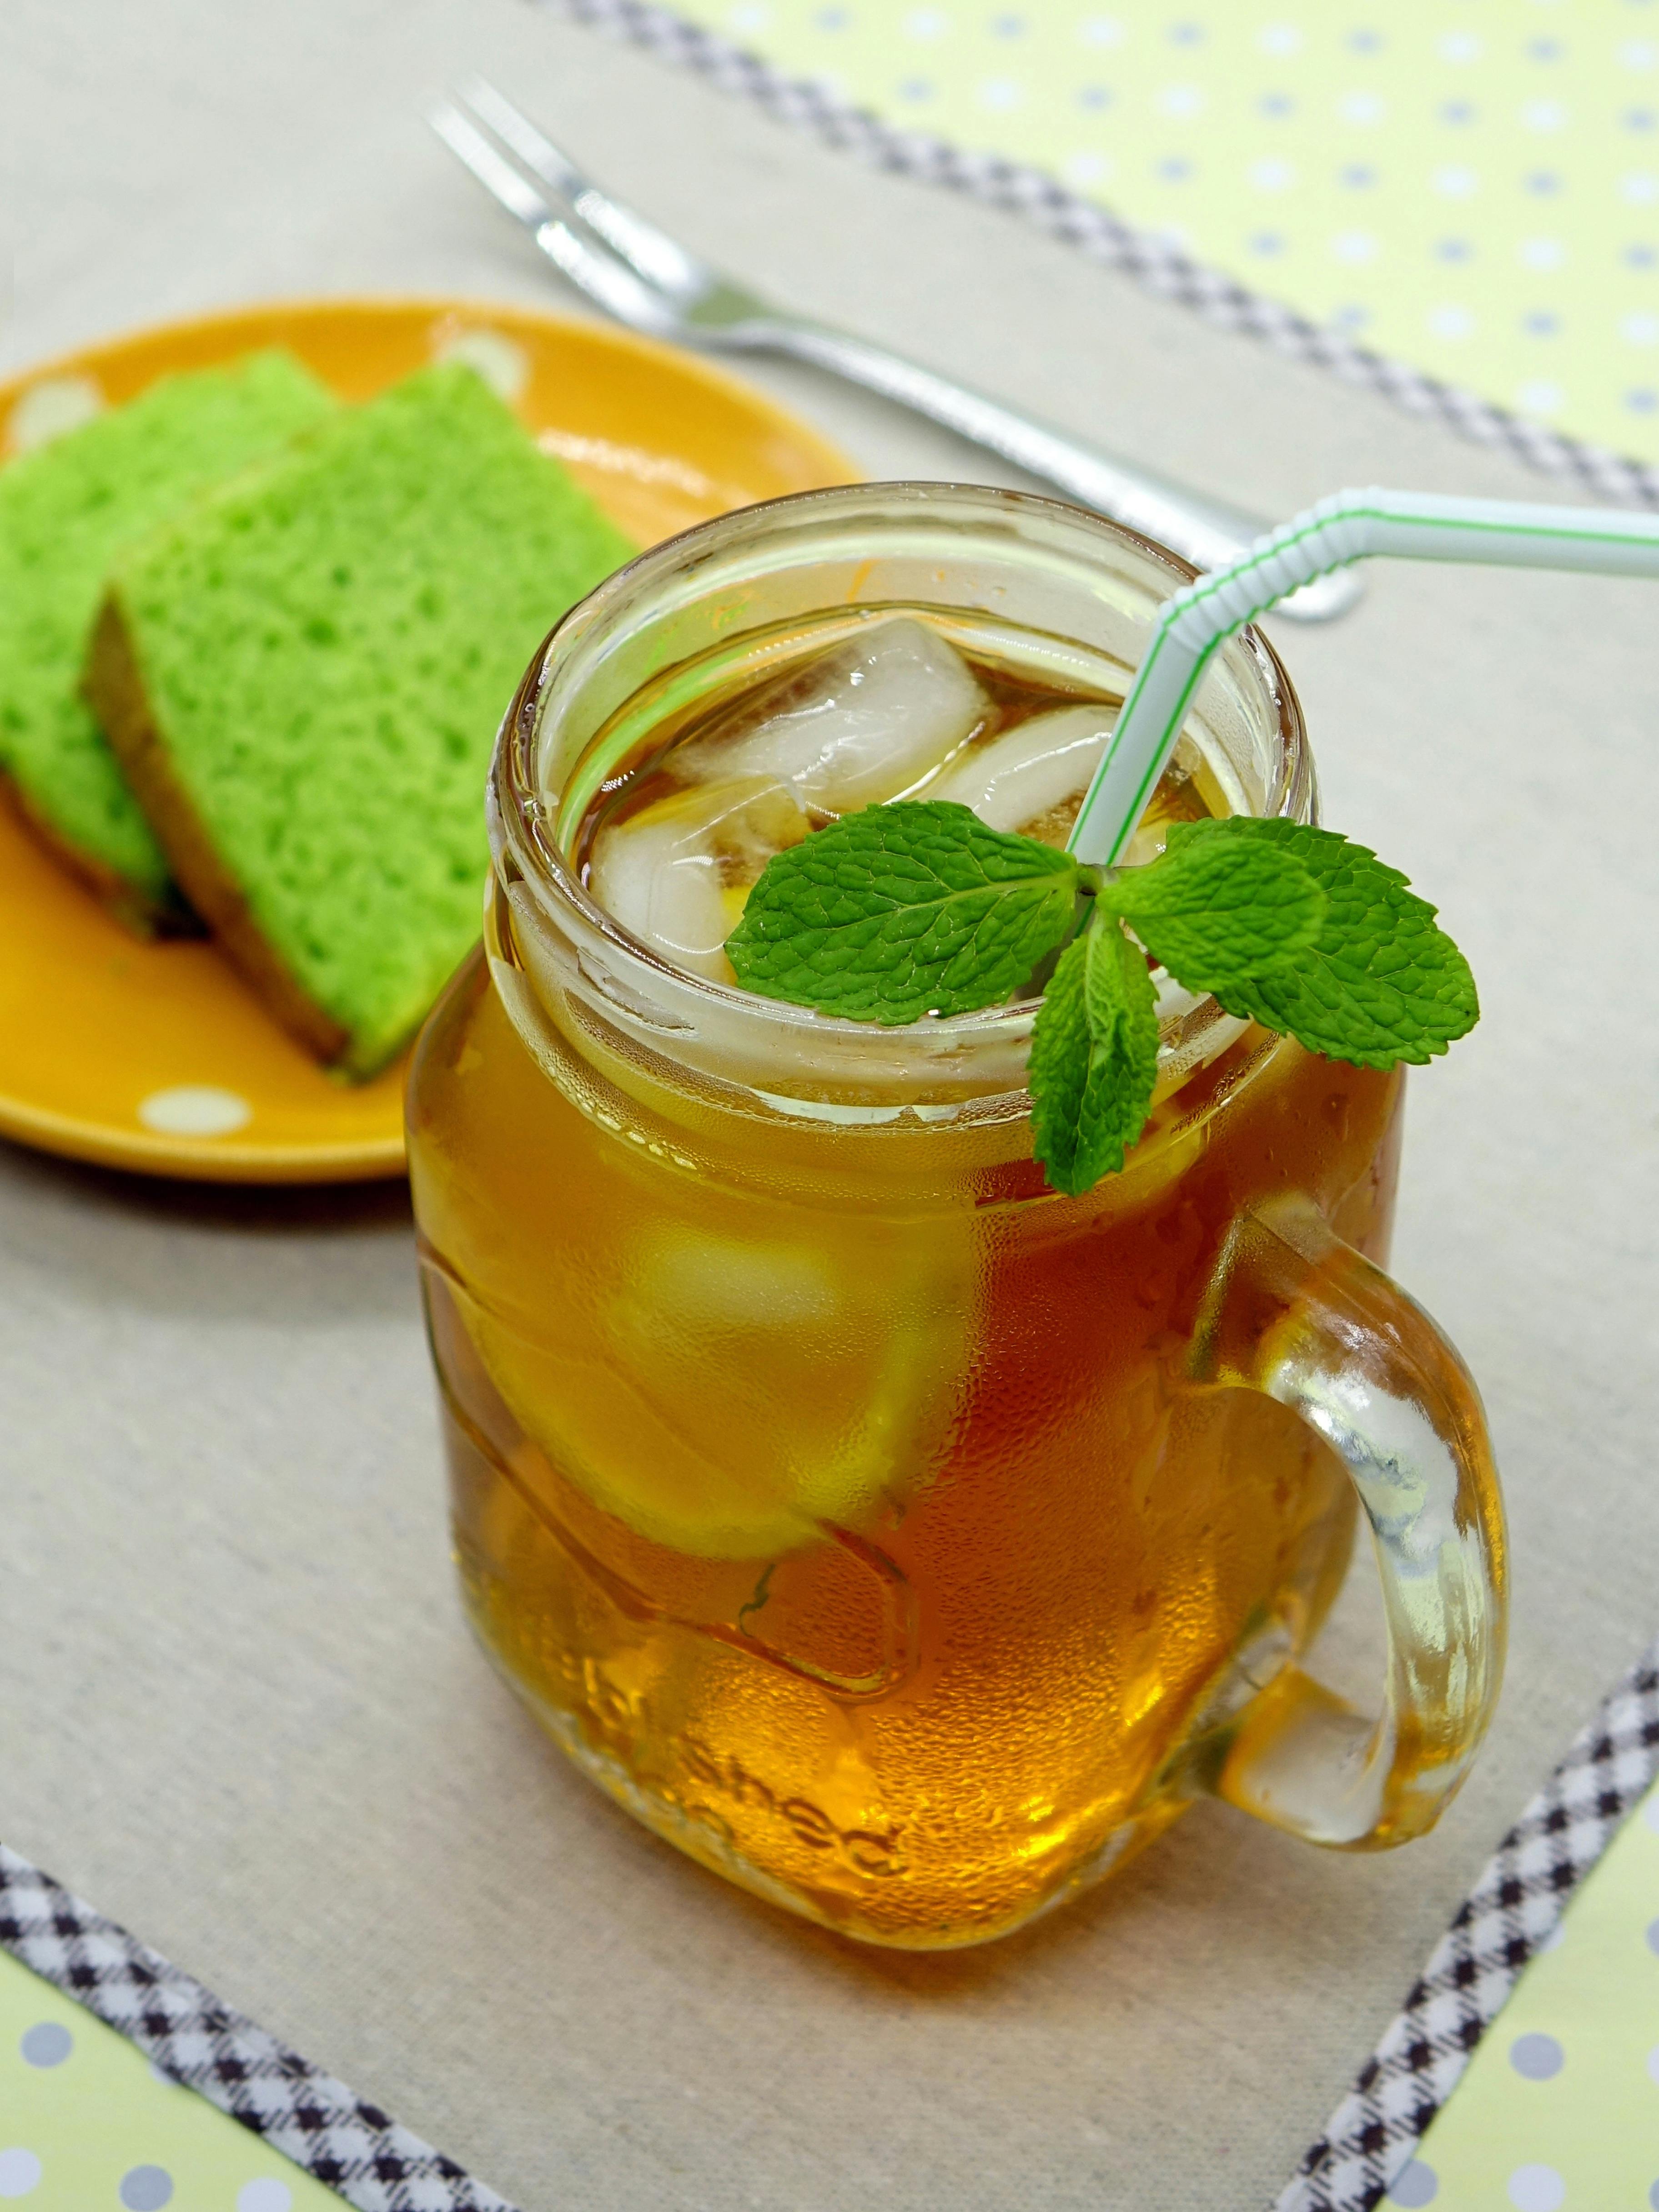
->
xmin=1277 ymin=1633 xmax=1659 ymax=2212
xmin=0 ymin=1845 xmax=519 ymax=2212
xmin=541 ymin=0 xmax=1659 ymax=509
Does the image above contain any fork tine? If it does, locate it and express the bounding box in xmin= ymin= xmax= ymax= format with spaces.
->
xmin=430 ymin=101 xmax=679 ymax=337
xmin=457 ymin=77 xmax=586 ymax=203
xmin=455 ymin=79 xmax=707 ymax=298
xmin=429 ymin=101 xmax=551 ymax=234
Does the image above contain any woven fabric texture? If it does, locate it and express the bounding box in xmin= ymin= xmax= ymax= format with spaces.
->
xmin=0 ymin=1846 xmax=520 ymax=2212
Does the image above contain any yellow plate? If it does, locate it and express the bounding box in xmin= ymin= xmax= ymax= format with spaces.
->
xmin=0 ymin=298 xmax=855 ymax=1183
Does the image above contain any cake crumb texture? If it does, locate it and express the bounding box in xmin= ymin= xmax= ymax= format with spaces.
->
xmin=0 ymin=350 xmax=336 ymax=919
xmin=106 ymin=361 xmax=637 ymax=1074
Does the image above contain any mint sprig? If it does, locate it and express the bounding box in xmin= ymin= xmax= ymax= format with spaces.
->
xmin=1028 ymin=908 xmax=1161 ymax=1193
xmin=724 ymin=800 xmax=1079 ymax=1024
xmin=1158 ymin=818 xmax=1481 ymax=1069
xmin=724 ymin=799 xmax=1478 ymax=1197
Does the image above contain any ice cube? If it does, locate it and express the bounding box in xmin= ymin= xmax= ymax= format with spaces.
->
xmin=680 ymin=617 xmax=987 ymax=815
xmin=1119 ymin=734 xmax=1211 ymax=866
xmin=588 ymin=776 xmax=809 ymax=981
xmin=925 ymin=703 xmax=1116 ymax=840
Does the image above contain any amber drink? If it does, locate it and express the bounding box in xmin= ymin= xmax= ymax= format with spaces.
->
xmin=407 ymin=487 xmax=1504 ymax=1949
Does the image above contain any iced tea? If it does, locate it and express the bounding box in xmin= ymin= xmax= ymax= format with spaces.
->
xmin=408 ymin=593 xmax=1408 ymax=1946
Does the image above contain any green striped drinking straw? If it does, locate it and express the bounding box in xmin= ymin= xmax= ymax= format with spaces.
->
xmin=1067 ymin=486 xmax=1659 ymax=869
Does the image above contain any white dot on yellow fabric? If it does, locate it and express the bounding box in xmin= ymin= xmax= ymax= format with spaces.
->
xmin=0 ymin=1956 xmax=343 ymax=2209
xmin=1388 ymin=2160 xmax=1439 ymax=2207
xmin=238 ymin=2183 xmax=294 ymax=2212
xmin=668 ymin=0 xmax=1659 ymax=470
xmin=1508 ymin=2032 xmax=1563 ymax=2080
xmin=1158 ymin=83 xmax=1205 ymax=119
xmin=0 ymin=2150 xmax=41 ymax=2200
xmin=1506 ymin=2167 xmax=1565 ymax=2212
xmin=1080 ymin=18 xmax=1125 ymax=52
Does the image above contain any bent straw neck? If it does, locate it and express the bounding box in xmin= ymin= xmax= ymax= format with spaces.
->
xmin=1069 ymin=485 xmax=1659 ymax=869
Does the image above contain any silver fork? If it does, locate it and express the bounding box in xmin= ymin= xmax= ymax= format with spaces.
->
xmin=431 ymin=80 xmax=1361 ymax=623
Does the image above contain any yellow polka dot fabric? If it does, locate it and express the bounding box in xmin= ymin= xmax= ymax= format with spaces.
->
xmin=0 ymin=1956 xmax=338 ymax=2212
xmin=1382 ymin=1777 xmax=1659 ymax=2210
xmin=675 ymin=1 xmax=1659 ymax=467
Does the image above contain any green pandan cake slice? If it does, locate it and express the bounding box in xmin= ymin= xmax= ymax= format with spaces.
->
xmin=0 ymin=350 xmax=337 ymax=929
xmin=90 ymin=361 xmax=636 ymax=1073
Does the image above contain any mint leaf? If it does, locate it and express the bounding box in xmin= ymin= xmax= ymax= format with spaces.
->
xmin=1108 ymin=818 xmax=1326 ymax=987
xmin=726 ymin=800 xmax=1081 ymax=1024
xmin=1029 ymin=909 xmax=1161 ymax=1197
xmin=1172 ymin=819 xmax=1479 ymax=1067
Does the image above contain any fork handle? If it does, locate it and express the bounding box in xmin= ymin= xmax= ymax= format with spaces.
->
xmin=747 ymin=319 xmax=1361 ymax=624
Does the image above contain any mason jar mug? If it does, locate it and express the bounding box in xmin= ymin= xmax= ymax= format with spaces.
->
xmin=405 ymin=485 xmax=1506 ymax=1951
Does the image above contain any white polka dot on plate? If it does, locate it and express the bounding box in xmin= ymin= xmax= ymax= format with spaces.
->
xmin=237 ymin=2182 xmax=293 ymax=2212
xmin=6 ymin=376 xmax=104 ymax=453
xmin=430 ymin=327 xmax=530 ymax=404
xmin=0 ymin=2151 xmax=40 ymax=2201
xmin=1508 ymin=2167 xmax=1565 ymax=2212
xmin=137 ymin=1086 xmax=251 ymax=1137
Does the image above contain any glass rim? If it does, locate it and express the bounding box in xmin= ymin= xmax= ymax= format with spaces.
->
xmin=490 ymin=480 xmax=1313 ymax=1061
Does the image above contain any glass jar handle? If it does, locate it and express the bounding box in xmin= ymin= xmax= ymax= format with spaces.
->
xmin=1188 ymin=1194 xmax=1507 ymax=1849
